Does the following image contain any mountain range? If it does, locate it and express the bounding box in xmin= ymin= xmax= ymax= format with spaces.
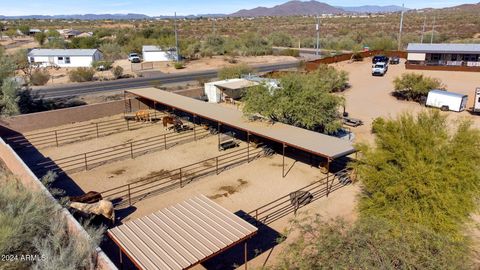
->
xmin=0 ymin=1 xmax=477 ymax=20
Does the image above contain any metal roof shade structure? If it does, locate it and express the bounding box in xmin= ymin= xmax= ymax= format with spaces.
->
xmin=126 ymin=88 xmax=356 ymax=160
xmin=214 ymin=79 xmax=258 ymax=90
xmin=108 ymin=195 xmax=257 ymax=270
xmin=407 ymin=43 xmax=480 ymax=54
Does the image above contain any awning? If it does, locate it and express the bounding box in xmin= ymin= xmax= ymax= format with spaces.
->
xmin=108 ymin=195 xmax=257 ymax=270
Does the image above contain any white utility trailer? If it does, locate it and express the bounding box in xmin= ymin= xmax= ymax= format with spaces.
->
xmin=425 ymin=90 xmax=468 ymax=112
xmin=473 ymin=87 xmax=480 ymax=113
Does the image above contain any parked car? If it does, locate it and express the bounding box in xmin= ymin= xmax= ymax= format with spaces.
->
xmin=128 ymin=53 xmax=140 ymax=62
xmin=372 ymin=62 xmax=388 ymax=76
xmin=390 ymin=56 xmax=400 ymax=65
xmin=372 ymin=55 xmax=389 ymax=64
xmin=130 ymin=56 xmax=141 ymax=63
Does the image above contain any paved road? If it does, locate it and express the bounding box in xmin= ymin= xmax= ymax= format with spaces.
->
xmin=33 ymin=61 xmax=299 ymax=99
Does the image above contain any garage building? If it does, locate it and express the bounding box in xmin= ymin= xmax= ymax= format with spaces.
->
xmin=142 ymin=45 xmax=178 ymax=62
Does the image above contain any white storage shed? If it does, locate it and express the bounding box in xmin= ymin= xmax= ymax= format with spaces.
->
xmin=142 ymin=45 xmax=177 ymax=62
xmin=204 ymin=78 xmax=258 ymax=103
xmin=27 ymin=49 xmax=102 ymax=68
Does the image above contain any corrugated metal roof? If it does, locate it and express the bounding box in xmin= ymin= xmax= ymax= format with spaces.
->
xmin=108 ymin=195 xmax=257 ymax=270
xmin=127 ymin=88 xmax=356 ymax=159
xmin=407 ymin=43 xmax=480 ymax=54
xmin=27 ymin=49 xmax=99 ymax=57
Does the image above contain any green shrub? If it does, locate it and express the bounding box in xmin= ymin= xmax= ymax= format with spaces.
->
xmin=30 ymin=69 xmax=50 ymax=86
xmin=393 ymin=73 xmax=443 ymax=102
xmin=279 ymin=49 xmax=300 ymax=57
xmin=92 ymin=61 xmax=113 ymax=71
xmin=68 ymin=68 xmax=95 ymax=82
xmin=111 ymin=66 xmax=124 ymax=79
xmin=218 ymin=63 xmax=253 ymax=80
xmin=173 ymin=61 xmax=185 ymax=69
xmin=352 ymin=52 xmax=364 ymax=61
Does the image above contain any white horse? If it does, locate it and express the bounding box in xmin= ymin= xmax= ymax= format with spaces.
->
xmin=70 ymin=200 xmax=115 ymax=225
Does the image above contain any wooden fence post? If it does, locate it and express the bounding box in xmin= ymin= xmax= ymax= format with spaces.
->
xmin=216 ymin=157 xmax=219 ymax=175
xmin=84 ymin=153 xmax=88 ymax=171
xmin=95 ymin=123 xmax=99 ymax=138
xmin=130 ymin=142 xmax=134 ymax=159
xmin=54 ymin=130 xmax=59 ymax=147
xmin=179 ymin=168 xmax=183 ymax=188
xmin=164 ymin=134 xmax=167 ymax=149
xmin=127 ymin=184 xmax=132 ymax=206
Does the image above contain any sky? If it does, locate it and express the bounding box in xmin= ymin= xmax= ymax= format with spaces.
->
xmin=0 ymin=0 xmax=478 ymax=16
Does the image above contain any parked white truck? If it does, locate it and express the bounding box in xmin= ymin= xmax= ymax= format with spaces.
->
xmin=473 ymin=87 xmax=480 ymax=113
xmin=371 ymin=62 xmax=388 ymax=76
xmin=425 ymin=90 xmax=468 ymax=112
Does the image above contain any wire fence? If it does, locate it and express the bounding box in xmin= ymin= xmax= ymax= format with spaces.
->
xmin=101 ymin=146 xmax=269 ymax=208
xmin=32 ymin=125 xmax=213 ymax=176
xmin=244 ymin=168 xmax=352 ymax=226
xmin=4 ymin=111 xmax=167 ymax=150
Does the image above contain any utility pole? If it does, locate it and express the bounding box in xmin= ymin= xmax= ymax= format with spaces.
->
xmin=174 ymin=12 xmax=180 ymax=61
xmin=420 ymin=15 xmax=426 ymax=43
xmin=397 ymin=4 xmax=405 ymax=50
xmin=315 ymin=16 xmax=320 ymax=56
xmin=430 ymin=15 xmax=436 ymax=44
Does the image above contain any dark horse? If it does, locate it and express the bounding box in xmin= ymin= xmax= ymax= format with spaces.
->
xmin=162 ymin=116 xmax=183 ymax=130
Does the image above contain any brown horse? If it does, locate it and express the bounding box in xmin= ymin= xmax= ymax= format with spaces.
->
xmin=135 ymin=110 xmax=150 ymax=122
xmin=162 ymin=116 xmax=183 ymax=130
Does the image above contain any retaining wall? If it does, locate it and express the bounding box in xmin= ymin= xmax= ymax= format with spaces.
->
xmin=0 ymin=138 xmax=117 ymax=270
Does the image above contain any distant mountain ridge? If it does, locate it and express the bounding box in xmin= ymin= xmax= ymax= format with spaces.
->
xmin=230 ymin=1 xmax=345 ymax=17
xmin=340 ymin=5 xmax=408 ymax=13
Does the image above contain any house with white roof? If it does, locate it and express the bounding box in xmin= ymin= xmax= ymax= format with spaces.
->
xmin=27 ymin=49 xmax=103 ymax=68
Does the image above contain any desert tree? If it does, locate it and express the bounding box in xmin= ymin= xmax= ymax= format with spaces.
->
xmin=34 ymin=32 xmax=47 ymax=46
xmin=218 ymin=63 xmax=254 ymax=80
xmin=393 ymin=73 xmax=444 ymax=102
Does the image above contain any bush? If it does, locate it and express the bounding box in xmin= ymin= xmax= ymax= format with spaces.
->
xmin=92 ymin=61 xmax=113 ymax=71
xmin=218 ymin=63 xmax=253 ymax=80
xmin=351 ymin=52 xmax=364 ymax=61
xmin=173 ymin=61 xmax=185 ymax=69
xmin=393 ymin=73 xmax=443 ymax=102
xmin=30 ymin=69 xmax=50 ymax=86
xmin=111 ymin=66 xmax=124 ymax=79
xmin=68 ymin=68 xmax=95 ymax=82
xmin=279 ymin=49 xmax=300 ymax=57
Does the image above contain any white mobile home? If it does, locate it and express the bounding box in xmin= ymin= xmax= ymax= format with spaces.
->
xmin=27 ymin=49 xmax=103 ymax=68
xmin=142 ymin=45 xmax=177 ymax=62
xmin=425 ymin=90 xmax=468 ymax=112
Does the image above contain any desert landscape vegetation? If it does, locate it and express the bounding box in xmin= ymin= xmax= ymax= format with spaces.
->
xmin=1 ymin=0 xmax=480 ymax=269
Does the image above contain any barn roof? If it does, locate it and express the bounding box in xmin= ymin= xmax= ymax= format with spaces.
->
xmin=108 ymin=195 xmax=257 ymax=270
xmin=127 ymin=88 xmax=356 ymax=159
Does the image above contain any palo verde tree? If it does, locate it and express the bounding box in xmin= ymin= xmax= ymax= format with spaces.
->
xmin=393 ymin=73 xmax=444 ymax=102
xmin=218 ymin=63 xmax=254 ymax=80
xmin=273 ymin=111 xmax=480 ymax=269
xmin=242 ymin=66 xmax=346 ymax=133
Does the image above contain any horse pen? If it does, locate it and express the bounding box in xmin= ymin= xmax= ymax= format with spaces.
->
xmin=2 ymin=88 xmax=358 ymax=269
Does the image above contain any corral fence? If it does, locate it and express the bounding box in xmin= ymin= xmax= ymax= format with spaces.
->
xmin=101 ymin=146 xmax=268 ymax=208
xmin=131 ymin=61 xmax=164 ymax=72
xmin=305 ymin=50 xmax=407 ymax=71
xmin=32 ymin=125 xmax=213 ymax=176
xmin=4 ymin=111 xmax=166 ymax=150
xmin=244 ymin=168 xmax=352 ymax=226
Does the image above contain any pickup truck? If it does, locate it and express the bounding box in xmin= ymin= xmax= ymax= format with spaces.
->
xmin=128 ymin=53 xmax=141 ymax=63
xmin=372 ymin=62 xmax=388 ymax=76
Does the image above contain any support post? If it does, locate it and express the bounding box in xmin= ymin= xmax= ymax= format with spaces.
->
xmin=164 ymin=134 xmax=167 ymax=149
xmin=247 ymin=132 xmax=250 ymax=163
xmin=179 ymin=168 xmax=183 ymax=187
xmin=282 ymin=144 xmax=286 ymax=178
xmin=95 ymin=123 xmax=99 ymax=138
xmin=244 ymin=240 xmax=248 ymax=270
xmin=154 ymin=101 xmax=157 ymax=119
xmin=193 ymin=115 xmax=197 ymax=141
xmin=126 ymin=120 xmax=130 ymax=131
xmin=326 ymin=159 xmax=331 ymax=197
xmin=217 ymin=123 xmax=221 ymax=151
xmin=119 ymin=246 xmax=124 ymax=270
xmin=127 ymin=184 xmax=131 ymax=206
xmin=216 ymin=157 xmax=219 ymax=175
xmin=54 ymin=130 xmax=59 ymax=147
xmin=130 ymin=142 xmax=134 ymax=159
xmin=84 ymin=153 xmax=88 ymax=171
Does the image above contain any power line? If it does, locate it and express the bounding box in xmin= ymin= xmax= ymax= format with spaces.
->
xmin=315 ymin=16 xmax=320 ymax=56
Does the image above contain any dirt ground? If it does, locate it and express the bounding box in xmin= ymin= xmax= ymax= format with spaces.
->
xmin=0 ymin=37 xmax=37 ymax=53
xmin=333 ymin=58 xmax=480 ymax=144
